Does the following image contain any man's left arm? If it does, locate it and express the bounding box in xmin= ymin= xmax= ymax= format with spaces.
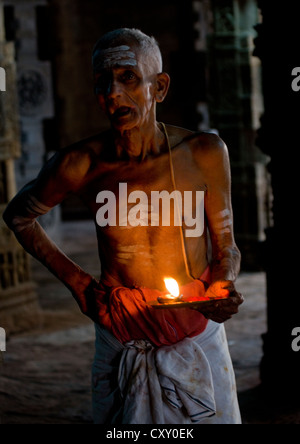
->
xmin=195 ymin=134 xmax=244 ymax=323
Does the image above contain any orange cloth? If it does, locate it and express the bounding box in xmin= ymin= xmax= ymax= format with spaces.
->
xmin=91 ymin=268 xmax=212 ymax=347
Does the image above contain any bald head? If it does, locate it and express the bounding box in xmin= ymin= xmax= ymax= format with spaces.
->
xmin=92 ymin=28 xmax=163 ymax=75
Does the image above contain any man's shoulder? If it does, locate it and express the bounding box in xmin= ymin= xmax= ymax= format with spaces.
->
xmin=166 ymin=124 xmax=226 ymax=153
xmin=188 ymin=130 xmax=225 ymax=152
xmin=165 ymin=124 xmax=192 ymax=149
xmin=61 ymin=130 xmax=111 ymax=165
xmin=63 ymin=130 xmax=111 ymax=158
xmin=190 ymin=132 xmax=229 ymax=177
xmin=187 ymin=130 xmax=228 ymax=163
xmin=168 ymin=125 xmax=229 ymax=172
xmin=51 ymin=131 xmax=111 ymax=186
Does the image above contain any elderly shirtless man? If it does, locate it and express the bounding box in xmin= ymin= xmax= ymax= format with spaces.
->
xmin=3 ymin=28 xmax=243 ymax=424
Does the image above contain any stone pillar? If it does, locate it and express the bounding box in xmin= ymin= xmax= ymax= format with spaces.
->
xmin=4 ymin=0 xmax=60 ymax=237
xmin=208 ymin=0 xmax=270 ymax=269
xmin=0 ymin=0 xmax=41 ymax=334
xmin=254 ymin=0 xmax=300 ymax=397
xmin=192 ymin=0 xmax=214 ymax=132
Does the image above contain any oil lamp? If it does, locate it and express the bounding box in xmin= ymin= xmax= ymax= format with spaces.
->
xmin=157 ymin=278 xmax=183 ymax=304
xmin=148 ymin=276 xmax=229 ymax=309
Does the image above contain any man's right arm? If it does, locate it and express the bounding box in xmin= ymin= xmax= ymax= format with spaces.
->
xmin=2 ymin=149 xmax=97 ymax=315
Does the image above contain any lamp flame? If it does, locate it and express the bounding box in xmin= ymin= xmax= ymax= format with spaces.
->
xmin=164 ymin=278 xmax=180 ymax=298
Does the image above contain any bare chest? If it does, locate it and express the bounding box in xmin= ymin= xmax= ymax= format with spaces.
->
xmin=80 ymin=145 xmax=208 ymax=287
xmin=82 ymin=146 xmax=206 ymax=225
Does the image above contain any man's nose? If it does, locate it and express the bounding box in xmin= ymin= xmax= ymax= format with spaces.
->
xmin=106 ymin=78 xmax=123 ymax=98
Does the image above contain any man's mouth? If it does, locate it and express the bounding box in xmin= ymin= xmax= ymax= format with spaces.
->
xmin=113 ymin=106 xmax=132 ymax=119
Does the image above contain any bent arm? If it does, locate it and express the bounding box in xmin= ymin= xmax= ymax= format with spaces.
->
xmin=201 ymin=136 xmax=241 ymax=284
xmin=193 ymin=134 xmax=243 ymax=322
xmin=2 ymin=151 xmax=96 ymax=314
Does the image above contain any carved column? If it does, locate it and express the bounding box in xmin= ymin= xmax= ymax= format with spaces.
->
xmin=255 ymin=0 xmax=300 ymax=396
xmin=192 ymin=0 xmax=214 ymax=132
xmin=3 ymin=0 xmax=60 ymax=237
xmin=208 ymin=0 xmax=270 ymax=269
xmin=0 ymin=0 xmax=41 ymax=334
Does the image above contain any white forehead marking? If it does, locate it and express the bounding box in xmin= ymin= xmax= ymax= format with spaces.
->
xmin=93 ymin=45 xmax=137 ymax=71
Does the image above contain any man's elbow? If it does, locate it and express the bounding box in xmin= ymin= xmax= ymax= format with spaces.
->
xmin=3 ymin=207 xmax=36 ymax=233
xmin=227 ymin=244 xmax=242 ymax=266
xmin=233 ymin=244 xmax=241 ymax=261
xmin=234 ymin=245 xmax=242 ymax=270
xmin=214 ymin=244 xmax=242 ymax=269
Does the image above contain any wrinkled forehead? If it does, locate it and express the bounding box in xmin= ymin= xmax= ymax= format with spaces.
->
xmin=93 ymin=44 xmax=142 ymax=72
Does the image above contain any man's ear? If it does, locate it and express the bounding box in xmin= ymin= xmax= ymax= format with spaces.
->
xmin=155 ymin=72 xmax=170 ymax=103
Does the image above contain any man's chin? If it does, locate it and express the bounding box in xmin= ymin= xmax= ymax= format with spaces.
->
xmin=110 ymin=115 xmax=137 ymax=132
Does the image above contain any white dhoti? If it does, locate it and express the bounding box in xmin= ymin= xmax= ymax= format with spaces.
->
xmin=92 ymin=320 xmax=241 ymax=424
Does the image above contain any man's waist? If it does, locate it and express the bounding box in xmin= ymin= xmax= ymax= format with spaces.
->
xmin=100 ymin=262 xmax=210 ymax=290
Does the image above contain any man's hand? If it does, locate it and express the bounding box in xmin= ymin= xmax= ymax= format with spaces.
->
xmin=191 ymin=281 xmax=244 ymax=323
xmin=71 ymin=274 xmax=101 ymax=322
